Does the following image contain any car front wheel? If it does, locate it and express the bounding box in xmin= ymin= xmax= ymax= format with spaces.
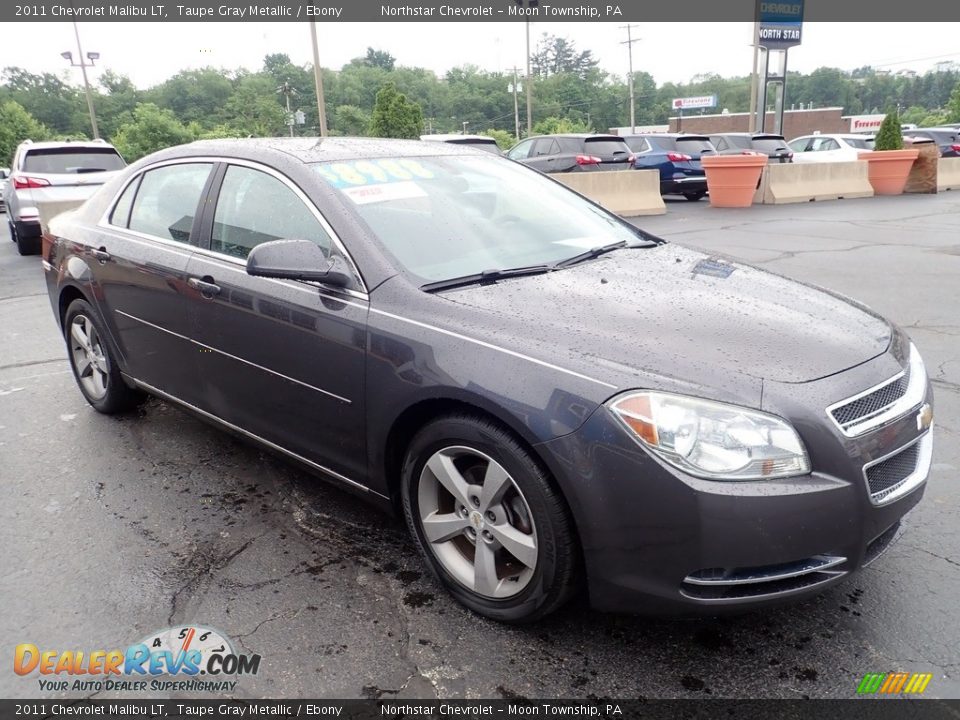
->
xmin=64 ymin=299 xmax=143 ymax=413
xmin=401 ymin=414 xmax=579 ymax=623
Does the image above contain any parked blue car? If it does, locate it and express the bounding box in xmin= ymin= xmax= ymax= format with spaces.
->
xmin=623 ymin=134 xmax=717 ymax=201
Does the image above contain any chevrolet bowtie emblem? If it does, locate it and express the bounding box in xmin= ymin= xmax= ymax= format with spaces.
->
xmin=917 ymin=403 xmax=933 ymax=432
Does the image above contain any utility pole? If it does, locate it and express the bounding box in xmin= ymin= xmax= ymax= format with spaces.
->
xmin=620 ymin=24 xmax=640 ymax=134
xmin=309 ymin=21 xmax=328 ymax=137
xmin=748 ymin=22 xmax=760 ymax=133
xmin=510 ymin=67 xmax=521 ymax=141
xmin=525 ymin=20 xmax=533 ymax=136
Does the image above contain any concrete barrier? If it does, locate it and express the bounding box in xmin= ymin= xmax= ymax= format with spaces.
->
xmin=755 ymin=161 xmax=874 ymax=204
xmin=937 ymin=157 xmax=960 ymax=192
xmin=39 ymin=200 xmax=85 ymax=234
xmin=553 ymin=169 xmax=665 ymax=216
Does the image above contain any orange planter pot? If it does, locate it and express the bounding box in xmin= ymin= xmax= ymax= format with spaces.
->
xmin=701 ymin=154 xmax=768 ymax=208
xmin=858 ymin=149 xmax=920 ymax=196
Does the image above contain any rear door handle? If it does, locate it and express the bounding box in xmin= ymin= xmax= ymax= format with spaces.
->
xmin=92 ymin=247 xmax=111 ymax=264
xmin=187 ymin=276 xmax=222 ymax=297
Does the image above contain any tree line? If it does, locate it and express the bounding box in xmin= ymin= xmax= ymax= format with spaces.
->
xmin=2 ymin=36 xmax=959 ymax=164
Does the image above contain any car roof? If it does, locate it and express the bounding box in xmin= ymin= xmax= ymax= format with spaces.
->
xmin=145 ymin=137 xmax=491 ymax=165
xmin=420 ymin=134 xmax=497 ymax=143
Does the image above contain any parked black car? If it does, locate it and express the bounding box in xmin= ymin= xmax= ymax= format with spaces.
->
xmin=710 ymin=133 xmax=793 ymax=163
xmin=44 ymin=138 xmax=933 ymax=622
xmin=506 ymin=134 xmax=634 ymax=173
xmin=903 ymin=128 xmax=960 ymax=158
xmin=624 ymin=134 xmax=716 ymax=200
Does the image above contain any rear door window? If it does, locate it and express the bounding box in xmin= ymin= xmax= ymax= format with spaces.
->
xmin=109 ymin=176 xmax=141 ymax=228
xmin=128 ymin=163 xmax=213 ymax=244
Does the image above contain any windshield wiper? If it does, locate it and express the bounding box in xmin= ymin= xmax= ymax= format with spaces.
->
xmin=421 ymin=264 xmax=552 ymax=293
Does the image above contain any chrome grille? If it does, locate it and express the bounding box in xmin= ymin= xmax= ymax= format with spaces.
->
xmin=830 ymin=372 xmax=908 ymax=429
xmin=866 ymin=443 xmax=920 ymax=500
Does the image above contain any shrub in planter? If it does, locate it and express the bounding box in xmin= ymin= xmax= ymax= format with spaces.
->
xmin=859 ymin=111 xmax=918 ymax=195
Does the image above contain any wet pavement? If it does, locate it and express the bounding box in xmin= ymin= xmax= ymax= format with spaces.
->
xmin=2 ymin=193 xmax=958 ymax=700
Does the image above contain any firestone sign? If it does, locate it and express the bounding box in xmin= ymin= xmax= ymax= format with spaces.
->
xmin=756 ymin=0 xmax=804 ymax=48
xmin=672 ymin=96 xmax=718 ymax=111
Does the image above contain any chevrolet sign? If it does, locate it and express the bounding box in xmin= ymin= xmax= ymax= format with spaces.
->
xmin=756 ymin=0 xmax=803 ymax=48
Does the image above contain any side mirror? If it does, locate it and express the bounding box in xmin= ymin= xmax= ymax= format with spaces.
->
xmin=246 ymin=239 xmax=353 ymax=288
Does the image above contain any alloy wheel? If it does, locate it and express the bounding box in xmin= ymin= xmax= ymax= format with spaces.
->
xmin=69 ymin=314 xmax=110 ymax=400
xmin=417 ymin=445 xmax=538 ymax=599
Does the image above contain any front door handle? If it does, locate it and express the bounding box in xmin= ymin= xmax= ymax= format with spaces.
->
xmin=92 ymin=247 xmax=111 ymax=264
xmin=187 ymin=276 xmax=222 ymax=298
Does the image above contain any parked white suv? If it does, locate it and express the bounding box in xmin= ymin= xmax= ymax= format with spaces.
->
xmin=6 ymin=139 xmax=126 ymax=255
xmin=787 ymin=134 xmax=874 ymax=164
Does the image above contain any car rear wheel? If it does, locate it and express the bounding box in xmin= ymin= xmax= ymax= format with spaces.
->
xmin=401 ymin=414 xmax=579 ymax=623
xmin=14 ymin=221 xmax=40 ymax=255
xmin=683 ymin=191 xmax=706 ymax=201
xmin=64 ymin=299 xmax=143 ymax=414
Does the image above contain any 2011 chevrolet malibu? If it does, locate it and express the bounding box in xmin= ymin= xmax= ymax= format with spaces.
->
xmin=42 ymin=138 xmax=934 ymax=623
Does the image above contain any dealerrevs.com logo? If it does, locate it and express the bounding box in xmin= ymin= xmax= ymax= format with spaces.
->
xmin=15 ymin=626 xmax=261 ymax=693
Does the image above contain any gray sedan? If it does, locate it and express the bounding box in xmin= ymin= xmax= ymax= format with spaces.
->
xmin=42 ymin=138 xmax=933 ymax=622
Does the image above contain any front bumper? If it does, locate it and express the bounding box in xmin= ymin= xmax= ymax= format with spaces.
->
xmin=538 ymin=347 xmax=933 ymax=615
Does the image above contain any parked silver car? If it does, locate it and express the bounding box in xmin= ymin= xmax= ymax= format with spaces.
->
xmin=6 ymin=139 xmax=126 ymax=255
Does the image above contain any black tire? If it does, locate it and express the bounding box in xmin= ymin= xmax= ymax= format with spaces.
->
xmin=63 ymin=298 xmax=143 ymax=414
xmin=683 ymin=191 xmax=706 ymax=201
xmin=401 ymin=414 xmax=579 ymax=623
xmin=15 ymin=222 xmax=40 ymax=255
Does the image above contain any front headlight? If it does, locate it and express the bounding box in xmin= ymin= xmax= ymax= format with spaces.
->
xmin=608 ymin=391 xmax=810 ymax=480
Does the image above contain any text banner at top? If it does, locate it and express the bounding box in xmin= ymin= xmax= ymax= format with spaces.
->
xmin=6 ymin=0 xmax=960 ymax=22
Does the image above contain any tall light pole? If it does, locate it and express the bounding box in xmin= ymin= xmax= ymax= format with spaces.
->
xmin=277 ymin=81 xmax=297 ymax=138
xmin=525 ymin=20 xmax=533 ymax=136
xmin=62 ymin=21 xmax=100 ymax=139
xmin=309 ymin=21 xmax=328 ymax=137
xmin=620 ymin=24 xmax=640 ymax=134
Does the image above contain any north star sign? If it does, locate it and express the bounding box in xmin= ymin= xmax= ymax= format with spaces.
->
xmin=756 ymin=0 xmax=804 ymax=48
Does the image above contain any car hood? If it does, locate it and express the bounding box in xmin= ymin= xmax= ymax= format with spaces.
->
xmin=438 ymin=245 xmax=890 ymax=389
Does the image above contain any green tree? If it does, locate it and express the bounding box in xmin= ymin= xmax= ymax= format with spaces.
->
xmin=364 ymin=48 xmax=396 ymax=71
xmin=333 ymin=105 xmax=370 ymax=136
xmin=873 ymin=111 xmax=904 ymax=151
xmin=148 ymin=68 xmax=234 ymax=127
xmin=0 ymin=101 xmax=49 ymax=165
xmin=947 ymin=83 xmax=960 ymax=123
xmin=222 ymin=74 xmax=287 ymax=137
xmin=530 ymin=34 xmax=599 ymax=80
xmin=111 ymin=103 xmax=193 ymax=162
xmin=532 ymin=116 xmax=592 ymax=135
xmin=369 ymin=81 xmax=423 ymax=139
xmin=1 ymin=67 xmax=86 ymax=135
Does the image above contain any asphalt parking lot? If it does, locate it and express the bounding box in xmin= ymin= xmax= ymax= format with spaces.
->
xmin=2 ymin=194 xmax=958 ymax=700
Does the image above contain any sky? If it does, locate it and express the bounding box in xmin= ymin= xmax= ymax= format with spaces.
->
xmin=3 ymin=22 xmax=959 ymax=92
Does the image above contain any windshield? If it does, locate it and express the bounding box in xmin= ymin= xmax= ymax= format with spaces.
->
xmin=583 ymin=139 xmax=632 ymax=157
xmin=314 ymin=156 xmax=644 ymax=284
xmin=23 ymin=148 xmax=126 ymax=174
xmin=844 ymin=137 xmax=874 ymax=149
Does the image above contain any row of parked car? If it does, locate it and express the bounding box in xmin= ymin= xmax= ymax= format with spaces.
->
xmin=425 ymin=125 xmax=959 ymax=201
xmin=4 ymin=126 xmax=958 ymax=257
